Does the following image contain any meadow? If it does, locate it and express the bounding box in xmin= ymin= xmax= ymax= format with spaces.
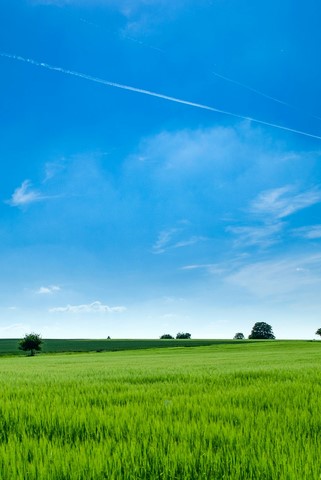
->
xmin=0 ymin=340 xmax=320 ymax=479
xmin=0 ymin=338 xmax=251 ymax=356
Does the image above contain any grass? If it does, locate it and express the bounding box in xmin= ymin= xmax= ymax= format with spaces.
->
xmin=0 ymin=341 xmax=320 ymax=479
xmin=0 ymin=337 xmax=253 ymax=356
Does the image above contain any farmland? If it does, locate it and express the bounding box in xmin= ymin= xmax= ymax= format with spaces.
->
xmin=0 ymin=341 xmax=320 ymax=479
xmin=0 ymin=338 xmax=252 ymax=356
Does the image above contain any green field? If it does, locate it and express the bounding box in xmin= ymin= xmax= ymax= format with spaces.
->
xmin=0 ymin=341 xmax=320 ymax=479
xmin=0 ymin=338 xmax=253 ymax=356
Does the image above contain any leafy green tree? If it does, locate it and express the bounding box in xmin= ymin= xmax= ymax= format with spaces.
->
xmin=176 ymin=332 xmax=191 ymax=339
xmin=315 ymin=328 xmax=321 ymax=338
xmin=234 ymin=332 xmax=245 ymax=340
xmin=19 ymin=333 xmax=43 ymax=356
xmin=160 ymin=334 xmax=174 ymax=339
xmin=248 ymin=322 xmax=275 ymax=340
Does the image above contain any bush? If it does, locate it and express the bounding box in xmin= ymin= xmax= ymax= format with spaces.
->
xmin=234 ymin=332 xmax=245 ymax=340
xmin=176 ymin=332 xmax=191 ymax=339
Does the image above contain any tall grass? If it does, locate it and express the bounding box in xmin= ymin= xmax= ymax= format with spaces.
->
xmin=0 ymin=341 xmax=320 ymax=479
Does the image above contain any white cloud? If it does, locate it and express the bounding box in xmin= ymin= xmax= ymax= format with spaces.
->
xmin=6 ymin=178 xmax=60 ymax=207
xmin=152 ymin=228 xmax=179 ymax=254
xmin=226 ymin=184 xmax=321 ymax=250
xmin=36 ymin=285 xmax=61 ymax=294
xmin=7 ymin=180 xmax=43 ymax=207
xmin=227 ymin=223 xmax=284 ymax=248
xmin=293 ymin=225 xmax=321 ymax=240
xmin=250 ymin=186 xmax=321 ymax=219
xmin=49 ymin=300 xmax=126 ymax=313
xmin=181 ymin=263 xmax=226 ymax=274
xmin=173 ymin=236 xmax=206 ymax=248
xmin=152 ymin=226 xmax=205 ymax=254
xmin=226 ymin=253 xmax=321 ymax=298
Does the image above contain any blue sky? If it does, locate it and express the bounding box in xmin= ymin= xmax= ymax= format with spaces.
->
xmin=1 ymin=0 xmax=321 ymax=339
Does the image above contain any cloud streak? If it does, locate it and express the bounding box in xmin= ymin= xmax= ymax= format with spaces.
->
xmin=212 ymin=71 xmax=321 ymax=122
xmin=49 ymin=300 xmax=126 ymax=313
xmin=152 ymin=227 xmax=205 ymax=254
xmin=227 ymin=223 xmax=283 ymax=248
xmin=1 ymin=52 xmax=321 ymax=141
xmin=250 ymin=186 xmax=321 ymax=219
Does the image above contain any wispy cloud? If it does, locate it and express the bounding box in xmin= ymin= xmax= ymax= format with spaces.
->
xmin=152 ymin=227 xmax=205 ymax=254
xmin=36 ymin=285 xmax=61 ymax=294
xmin=293 ymin=225 xmax=321 ymax=240
xmin=6 ymin=178 xmax=60 ymax=207
xmin=152 ymin=228 xmax=179 ymax=254
xmin=250 ymin=186 xmax=321 ymax=219
xmin=181 ymin=263 xmax=226 ymax=274
xmin=226 ymin=185 xmax=321 ymax=250
xmin=49 ymin=300 xmax=126 ymax=313
xmin=7 ymin=180 xmax=43 ymax=207
xmin=227 ymin=223 xmax=284 ymax=248
xmin=226 ymin=253 xmax=321 ymax=298
xmin=43 ymin=161 xmax=66 ymax=182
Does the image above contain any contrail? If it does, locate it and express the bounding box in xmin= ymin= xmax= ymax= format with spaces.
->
xmin=212 ymin=71 xmax=321 ymax=122
xmin=1 ymin=52 xmax=321 ymax=141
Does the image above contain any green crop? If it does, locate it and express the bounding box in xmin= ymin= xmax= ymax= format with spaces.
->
xmin=0 ymin=341 xmax=320 ymax=479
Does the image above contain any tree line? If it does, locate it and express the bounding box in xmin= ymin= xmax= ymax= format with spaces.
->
xmin=17 ymin=324 xmax=321 ymax=356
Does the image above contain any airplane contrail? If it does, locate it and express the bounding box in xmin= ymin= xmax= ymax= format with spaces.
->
xmin=1 ymin=52 xmax=321 ymax=141
xmin=212 ymin=71 xmax=321 ymax=122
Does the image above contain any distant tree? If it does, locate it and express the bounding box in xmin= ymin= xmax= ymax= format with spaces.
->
xmin=234 ymin=332 xmax=245 ymax=340
xmin=176 ymin=332 xmax=191 ymax=339
xmin=315 ymin=328 xmax=321 ymax=338
xmin=19 ymin=333 xmax=43 ymax=356
xmin=107 ymin=336 xmax=111 ymax=339
xmin=160 ymin=334 xmax=174 ymax=339
xmin=248 ymin=322 xmax=275 ymax=340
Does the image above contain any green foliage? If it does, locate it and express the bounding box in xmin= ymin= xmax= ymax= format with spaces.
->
xmin=234 ymin=332 xmax=245 ymax=340
xmin=160 ymin=334 xmax=174 ymax=339
xmin=0 ymin=339 xmax=253 ymax=356
xmin=19 ymin=333 xmax=43 ymax=356
xmin=315 ymin=328 xmax=321 ymax=337
xmin=248 ymin=322 xmax=275 ymax=340
xmin=176 ymin=332 xmax=191 ymax=339
xmin=0 ymin=342 xmax=320 ymax=479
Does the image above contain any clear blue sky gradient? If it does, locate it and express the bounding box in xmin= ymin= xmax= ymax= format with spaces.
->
xmin=1 ymin=0 xmax=321 ymax=339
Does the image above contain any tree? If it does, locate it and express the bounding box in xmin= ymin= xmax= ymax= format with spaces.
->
xmin=315 ymin=328 xmax=321 ymax=338
xmin=19 ymin=333 xmax=43 ymax=356
xmin=160 ymin=334 xmax=174 ymax=339
xmin=234 ymin=332 xmax=245 ymax=340
xmin=248 ymin=322 xmax=275 ymax=340
xmin=176 ymin=332 xmax=191 ymax=339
